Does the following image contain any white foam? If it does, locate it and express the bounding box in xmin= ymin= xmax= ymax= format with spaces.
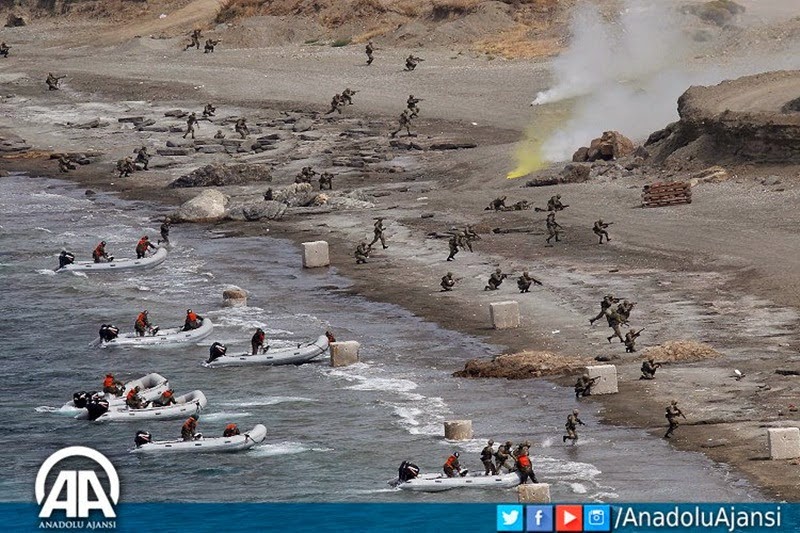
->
xmin=199 ymin=411 xmax=252 ymax=421
xmin=246 ymin=441 xmax=334 ymax=457
xmin=34 ymin=227 xmax=53 ymax=233
xmin=36 ymin=269 xmax=57 ymax=276
xmin=569 ymin=482 xmax=588 ymax=494
xmin=218 ymin=396 xmax=317 ymax=407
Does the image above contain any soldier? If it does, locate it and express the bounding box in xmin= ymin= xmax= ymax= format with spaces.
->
xmin=510 ymin=200 xmax=531 ymax=210
xmin=441 ymin=272 xmax=456 ymax=291
xmin=574 ymin=375 xmax=599 ymax=399
xmin=354 ymin=241 xmax=370 ymax=264
xmin=589 ymin=294 xmax=620 ymax=325
xmin=606 ymin=300 xmax=635 ymax=343
xmin=235 ymin=117 xmax=249 ymax=139
xmin=182 ymin=112 xmax=198 ymax=139
xmin=517 ymin=271 xmax=542 ymax=293
xmin=184 ymin=29 xmax=202 ymax=51
xmin=369 ymin=218 xmax=388 ymax=249
xmin=202 ymin=103 xmax=216 ymax=118
xmin=116 ymin=157 xmax=135 ymax=178
xmin=442 ymin=451 xmax=462 ymax=477
xmin=319 ymin=172 xmax=334 ymax=190
xmin=516 ymin=448 xmax=538 ymax=484
xmin=296 ymin=166 xmax=316 ymax=184
xmin=326 ymin=94 xmax=344 ymax=115
xmin=484 ymin=268 xmax=507 ymax=291
xmin=545 ymin=212 xmax=562 ymax=244
xmin=46 ymin=73 xmax=65 ymax=90
xmin=513 ymin=440 xmax=532 ymax=459
xmin=486 ymin=196 xmax=507 ymax=211
xmin=135 ymin=146 xmax=150 ymax=170
xmin=480 ymin=440 xmax=497 ymax=475
xmin=593 ymin=219 xmax=612 ymax=244
xmin=263 ymin=188 xmax=273 ymax=201
xmin=640 ymin=357 xmax=661 ymax=380
xmin=58 ymin=155 xmax=76 ymax=173
xmin=0 ymin=42 xmax=10 ymax=58
xmin=213 ymin=129 xmax=225 ymax=139
xmin=390 ymin=109 xmax=413 ymax=138
xmin=160 ymin=217 xmax=171 ymax=244
xmin=341 ymin=88 xmax=358 ymax=106
xmin=624 ymin=328 xmax=644 ymax=352
xmin=365 ymin=41 xmax=375 ymax=65
xmin=404 ymin=54 xmax=424 ymax=71
xmin=204 ymin=39 xmax=220 ymax=53
xmin=407 ymin=94 xmax=423 ymax=118
xmin=446 ymin=234 xmax=460 ymax=261
xmin=664 ymin=400 xmax=685 ymax=439
xmin=547 ymin=195 xmax=567 ymax=211
xmin=563 ymin=409 xmax=585 ymax=444
xmin=494 ymin=443 xmax=513 ymax=473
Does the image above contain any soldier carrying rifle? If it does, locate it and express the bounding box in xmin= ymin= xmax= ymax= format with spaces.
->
xmin=574 ymin=375 xmax=600 ymax=398
xmin=624 ymin=327 xmax=645 ymax=353
xmin=593 ymin=219 xmax=612 ymax=244
xmin=640 ymin=357 xmax=662 ymax=380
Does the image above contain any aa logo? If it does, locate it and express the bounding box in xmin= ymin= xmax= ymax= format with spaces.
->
xmin=36 ymin=446 xmax=120 ymax=519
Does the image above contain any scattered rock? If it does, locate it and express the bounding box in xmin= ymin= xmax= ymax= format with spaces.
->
xmin=573 ymin=131 xmax=636 ymax=162
xmin=761 ymin=175 xmax=781 ymax=187
xmin=198 ymin=144 xmax=226 ymax=154
xmin=688 ymin=165 xmax=730 ymax=187
xmin=72 ymin=118 xmax=109 ymax=129
xmin=156 ymin=148 xmax=192 ymax=156
xmin=299 ymin=131 xmax=323 ymax=141
xmin=118 ymin=116 xmax=145 ymax=124
xmin=292 ymin=118 xmax=314 ymax=132
xmin=5 ymin=14 xmax=25 ymax=27
xmin=641 ymin=340 xmax=721 ymax=363
xmin=454 ymin=350 xmax=592 ymax=379
xmin=164 ymin=109 xmax=188 ymax=118
xmin=429 ymin=142 xmax=477 ymax=150
xmin=85 ymin=190 xmax=96 ymax=196
xmin=572 ymin=146 xmax=589 ymax=162
xmin=173 ymin=189 xmax=228 ymax=222
xmin=560 ymin=163 xmax=591 ymax=182
xmin=170 ymin=163 xmax=272 ymax=188
xmin=226 ymin=200 xmax=287 ymax=221
xmin=273 ymin=182 xmax=315 ymax=207
xmin=134 ymin=119 xmax=157 ymax=130
xmin=166 ymin=140 xmax=193 ymax=148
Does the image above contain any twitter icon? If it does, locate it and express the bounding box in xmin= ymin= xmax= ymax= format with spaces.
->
xmin=497 ymin=505 xmax=524 ymax=532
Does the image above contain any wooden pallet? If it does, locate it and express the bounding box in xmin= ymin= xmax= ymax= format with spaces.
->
xmin=642 ymin=181 xmax=692 ymax=208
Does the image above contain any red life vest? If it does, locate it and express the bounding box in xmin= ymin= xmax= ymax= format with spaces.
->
xmin=103 ymin=376 xmax=114 ymax=388
xmin=136 ymin=313 xmax=148 ymax=327
xmin=223 ymin=423 xmax=239 ymax=437
xmin=136 ymin=238 xmax=148 ymax=252
xmin=445 ymin=455 xmax=458 ymax=468
xmin=517 ymin=455 xmax=531 ymax=469
xmin=183 ymin=417 xmax=197 ymax=431
xmin=93 ymin=243 xmax=105 ymax=257
xmin=126 ymin=389 xmax=137 ymax=401
xmin=186 ymin=311 xmax=198 ymax=322
xmin=162 ymin=390 xmax=173 ymax=399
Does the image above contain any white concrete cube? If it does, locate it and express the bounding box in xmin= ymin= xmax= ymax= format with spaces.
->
xmin=517 ymin=483 xmax=551 ymax=503
xmin=302 ymin=240 xmax=330 ymax=268
xmin=584 ymin=365 xmax=618 ymax=395
xmin=490 ymin=301 xmax=520 ymax=330
xmin=443 ymin=420 xmax=473 ymax=440
xmin=330 ymin=341 xmax=360 ymax=367
xmin=768 ymin=427 xmax=800 ymax=460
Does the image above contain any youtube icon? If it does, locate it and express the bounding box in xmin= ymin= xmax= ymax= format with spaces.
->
xmin=555 ymin=505 xmax=583 ymax=532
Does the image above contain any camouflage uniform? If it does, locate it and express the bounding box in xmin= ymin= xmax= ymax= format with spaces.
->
xmin=484 ymin=268 xmax=507 ymax=291
xmin=640 ymin=358 xmax=660 ymax=380
xmin=446 ymin=235 xmax=460 ymax=261
xmin=480 ymin=440 xmax=497 ymax=475
xmin=341 ymin=88 xmax=357 ymax=106
xmin=405 ymin=55 xmax=423 ymax=71
xmin=407 ymin=95 xmax=422 ymax=118
xmin=593 ymin=219 xmax=611 ymax=244
xmin=204 ymin=39 xmax=219 ymax=53
xmin=545 ymin=212 xmax=562 ymax=244
xmin=326 ymin=94 xmax=344 ymax=115
xmin=213 ymin=129 xmax=225 ymax=139
xmin=135 ymin=146 xmax=150 ymax=170
xmin=58 ymin=156 xmax=75 ymax=173
xmin=185 ymin=29 xmax=202 ymax=51
xmin=590 ymin=294 xmax=619 ymax=325
xmin=547 ymin=195 xmax=566 ymax=211
xmin=355 ymin=242 xmax=370 ymax=264
xmin=390 ymin=109 xmax=413 ymax=138
xmin=0 ymin=42 xmax=10 ymax=58
xmin=574 ymin=375 xmax=598 ymax=398
xmin=160 ymin=218 xmax=171 ymax=244
xmin=624 ymin=329 xmax=642 ymax=353
xmin=369 ymin=218 xmax=388 ymax=249
xmin=182 ymin=112 xmax=198 ymax=139
xmin=365 ymin=42 xmax=375 ymax=65
xmin=441 ymin=272 xmax=456 ymax=291
xmin=488 ymin=196 xmax=507 ymax=211
xmin=517 ymin=271 xmax=542 ymax=293
xmin=563 ymin=409 xmax=584 ymax=444
xmin=117 ymin=157 xmax=135 ymax=178
xmin=235 ymin=117 xmax=249 ymax=139
xmin=664 ymin=400 xmax=684 ymax=438
xmin=318 ymin=172 xmax=334 ymax=190
xmin=202 ymin=103 xmax=216 ymax=118
xmin=46 ymin=73 xmax=64 ymax=90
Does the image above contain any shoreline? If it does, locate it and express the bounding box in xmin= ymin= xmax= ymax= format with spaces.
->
xmin=3 ymin=29 xmax=800 ymax=501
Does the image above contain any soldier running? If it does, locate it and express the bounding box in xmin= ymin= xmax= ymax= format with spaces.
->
xmin=446 ymin=234 xmax=460 ymax=261
xmin=46 ymin=73 xmax=65 ymax=90
xmin=184 ymin=29 xmax=202 ymax=51
xmin=404 ymin=54 xmax=424 ymax=71
xmin=365 ymin=41 xmax=375 ymax=65
xmin=117 ymin=157 xmax=135 ymax=178
xmin=484 ymin=268 xmax=507 ymax=291
xmin=234 ymin=117 xmax=249 ymax=139
xmin=607 ymin=300 xmax=635 ymax=343
xmin=390 ymin=109 xmax=413 ymax=137
xmin=341 ymin=88 xmax=358 ymax=106
xmin=480 ymin=440 xmax=497 ymax=475
xmin=326 ymin=94 xmax=344 ymax=115
xmin=545 ymin=212 xmax=562 ymax=244
xmin=547 ymin=195 xmax=567 ymax=211
xmin=182 ymin=112 xmax=198 ymax=139
xmin=204 ymin=39 xmax=220 ymax=53
xmin=640 ymin=358 xmax=661 ymax=380
xmin=407 ymin=95 xmax=423 ymax=118
xmin=517 ymin=271 xmax=542 ymax=293
xmin=369 ymin=218 xmax=388 ymax=249
xmin=355 ymin=242 xmax=370 ymax=264
xmin=0 ymin=42 xmax=10 ymax=58
xmin=563 ymin=409 xmax=585 ymax=444
xmin=593 ymin=219 xmax=612 ymax=244
xmin=589 ymin=294 xmax=620 ymax=325
xmin=441 ymin=272 xmax=456 ymax=291
xmin=664 ymin=400 xmax=685 ymax=438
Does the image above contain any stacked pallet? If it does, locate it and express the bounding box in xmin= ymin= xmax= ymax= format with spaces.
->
xmin=642 ymin=181 xmax=691 ymax=207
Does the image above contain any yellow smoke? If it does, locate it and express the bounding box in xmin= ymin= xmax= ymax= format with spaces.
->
xmin=506 ymin=107 xmax=569 ymax=179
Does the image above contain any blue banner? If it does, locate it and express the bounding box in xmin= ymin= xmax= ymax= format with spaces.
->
xmin=2 ymin=502 xmax=798 ymax=533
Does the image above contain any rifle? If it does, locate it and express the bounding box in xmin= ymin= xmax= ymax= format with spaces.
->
xmin=631 ymin=327 xmax=646 ymax=339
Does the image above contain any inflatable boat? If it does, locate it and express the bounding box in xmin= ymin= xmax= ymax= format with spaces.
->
xmin=56 ymin=247 xmax=167 ymax=273
xmin=391 ymin=472 xmax=522 ymax=492
xmin=131 ymin=424 xmax=267 ymax=454
xmin=202 ymin=335 xmax=329 ymax=368
xmin=63 ymin=373 xmax=170 ymax=411
xmin=94 ymin=318 xmax=213 ymax=347
xmin=76 ymin=390 xmax=207 ymax=422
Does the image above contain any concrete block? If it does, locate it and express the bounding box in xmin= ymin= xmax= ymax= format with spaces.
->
xmin=302 ymin=240 xmax=330 ymax=268
xmin=768 ymin=427 xmax=800 ymax=460
xmin=156 ymin=148 xmax=191 ymax=156
xmin=517 ymin=483 xmax=551 ymax=503
xmin=490 ymin=301 xmax=520 ymax=330
xmin=222 ymin=287 xmax=247 ymax=308
xmin=584 ymin=365 xmax=618 ymax=395
xmin=330 ymin=341 xmax=359 ymax=367
xmin=443 ymin=420 xmax=473 ymax=440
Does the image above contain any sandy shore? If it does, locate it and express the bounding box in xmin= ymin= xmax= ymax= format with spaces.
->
xmin=2 ymin=20 xmax=800 ymax=500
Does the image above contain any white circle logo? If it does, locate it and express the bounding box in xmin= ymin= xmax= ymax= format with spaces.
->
xmin=36 ymin=446 xmax=120 ymax=519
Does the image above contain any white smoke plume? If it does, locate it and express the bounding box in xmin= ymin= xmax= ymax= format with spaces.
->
xmin=534 ymin=0 xmax=800 ymax=162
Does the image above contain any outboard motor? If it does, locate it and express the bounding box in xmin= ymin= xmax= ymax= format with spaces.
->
xmin=134 ymin=430 xmax=152 ymax=447
xmin=85 ymin=398 xmax=110 ymax=421
xmin=58 ymin=250 xmax=75 ymax=269
xmin=72 ymin=391 xmax=91 ymax=409
xmin=398 ymin=461 xmax=420 ymax=482
xmin=99 ymin=324 xmax=119 ymax=342
xmin=207 ymin=342 xmax=227 ymax=363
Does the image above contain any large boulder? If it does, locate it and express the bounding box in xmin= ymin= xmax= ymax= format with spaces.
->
xmin=682 ymin=0 xmax=745 ymax=27
xmin=226 ymin=200 xmax=287 ymax=221
xmin=273 ymin=182 xmax=315 ymax=207
xmin=573 ymin=131 xmax=636 ymax=162
xmin=174 ymin=189 xmax=228 ymax=222
xmin=169 ymin=163 xmax=272 ymax=188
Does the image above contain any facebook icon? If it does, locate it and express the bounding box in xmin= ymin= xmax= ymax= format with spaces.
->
xmin=525 ymin=505 xmax=554 ymax=532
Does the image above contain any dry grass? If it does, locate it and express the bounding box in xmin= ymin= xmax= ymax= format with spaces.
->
xmin=642 ymin=340 xmax=722 ymax=363
xmin=474 ymin=25 xmax=562 ymax=59
xmin=352 ymin=23 xmax=400 ymax=44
